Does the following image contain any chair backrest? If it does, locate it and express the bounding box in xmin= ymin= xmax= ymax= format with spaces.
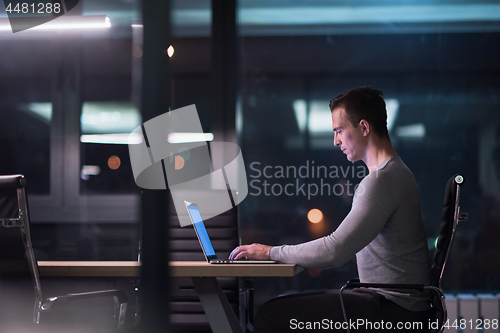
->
xmin=0 ymin=175 xmax=43 ymax=323
xmin=430 ymin=174 xmax=465 ymax=289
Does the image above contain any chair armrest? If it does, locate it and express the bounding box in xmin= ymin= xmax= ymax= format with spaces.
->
xmin=0 ymin=174 xmax=26 ymax=189
xmin=41 ymin=289 xmax=128 ymax=311
xmin=342 ymin=281 xmax=426 ymax=292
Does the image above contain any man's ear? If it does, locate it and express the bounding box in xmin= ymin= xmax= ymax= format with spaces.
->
xmin=359 ymin=119 xmax=370 ymax=136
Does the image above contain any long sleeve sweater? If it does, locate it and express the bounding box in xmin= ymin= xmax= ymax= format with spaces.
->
xmin=270 ymin=156 xmax=432 ymax=311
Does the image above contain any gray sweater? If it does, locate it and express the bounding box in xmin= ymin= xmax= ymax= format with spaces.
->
xmin=270 ymin=156 xmax=432 ymax=310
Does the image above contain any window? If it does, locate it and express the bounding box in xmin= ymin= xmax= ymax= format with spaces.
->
xmin=235 ymin=0 xmax=500 ymax=304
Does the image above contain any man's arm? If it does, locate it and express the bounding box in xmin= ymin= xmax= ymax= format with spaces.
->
xmin=230 ymin=170 xmax=399 ymax=268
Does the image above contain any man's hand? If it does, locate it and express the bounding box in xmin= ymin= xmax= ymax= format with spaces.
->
xmin=229 ymin=243 xmax=272 ymax=261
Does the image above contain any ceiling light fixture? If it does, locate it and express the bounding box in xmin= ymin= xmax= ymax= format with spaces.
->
xmin=167 ymin=133 xmax=214 ymax=144
xmin=0 ymin=15 xmax=110 ymax=31
xmin=81 ymin=133 xmax=143 ymax=145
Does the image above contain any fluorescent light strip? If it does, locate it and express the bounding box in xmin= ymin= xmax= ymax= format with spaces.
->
xmin=81 ymin=165 xmax=101 ymax=176
xmin=168 ymin=5 xmax=500 ymax=28
xmin=168 ymin=133 xmax=214 ymax=143
xmin=292 ymin=99 xmax=307 ymax=133
xmin=386 ymin=99 xmax=399 ymax=132
xmin=240 ymin=5 xmax=500 ymax=25
xmin=0 ymin=15 xmax=110 ymax=31
xmin=395 ymin=123 xmax=426 ymax=138
xmin=81 ymin=133 xmax=143 ymax=145
xmin=80 ymin=101 xmax=141 ymax=134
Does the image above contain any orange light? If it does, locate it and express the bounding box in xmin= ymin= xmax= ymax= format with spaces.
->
xmin=307 ymin=209 xmax=323 ymax=223
xmin=175 ymin=155 xmax=185 ymax=170
xmin=132 ymin=45 xmax=143 ymax=58
xmin=167 ymin=45 xmax=174 ymax=58
xmin=108 ymin=155 xmax=121 ymax=170
xmin=308 ymin=268 xmax=322 ymax=278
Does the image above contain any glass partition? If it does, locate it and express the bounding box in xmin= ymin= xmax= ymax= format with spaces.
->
xmin=0 ymin=43 xmax=52 ymax=195
xmin=237 ymin=0 xmax=500 ymax=306
xmin=79 ymin=101 xmax=141 ymax=194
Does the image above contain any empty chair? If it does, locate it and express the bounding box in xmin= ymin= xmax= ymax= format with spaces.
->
xmin=0 ymin=174 xmax=128 ymax=332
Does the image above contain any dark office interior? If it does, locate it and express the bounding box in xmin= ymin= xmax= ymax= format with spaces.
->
xmin=1 ymin=0 xmax=500 ymax=332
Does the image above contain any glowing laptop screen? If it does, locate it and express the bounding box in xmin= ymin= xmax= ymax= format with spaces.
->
xmin=188 ymin=205 xmax=216 ymax=258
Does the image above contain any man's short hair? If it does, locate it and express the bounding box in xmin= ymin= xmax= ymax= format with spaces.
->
xmin=329 ymin=87 xmax=389 ymax=138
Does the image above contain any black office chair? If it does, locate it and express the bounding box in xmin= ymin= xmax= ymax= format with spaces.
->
xmin=339 ymin=174 xmax=468 ymax=333
xmin=0 ymin=174 xmax=128 ymax=332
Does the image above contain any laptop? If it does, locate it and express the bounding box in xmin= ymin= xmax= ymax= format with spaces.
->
xmin=184 ymin=201 xmax=276 ymax=264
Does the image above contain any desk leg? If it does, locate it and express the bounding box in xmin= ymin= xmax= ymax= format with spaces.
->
xmin=192 ymin=277 xmax=243 ymax=333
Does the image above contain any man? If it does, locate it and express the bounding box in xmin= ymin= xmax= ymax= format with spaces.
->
xmin=229 ymin=87 xmax=433 ymax=332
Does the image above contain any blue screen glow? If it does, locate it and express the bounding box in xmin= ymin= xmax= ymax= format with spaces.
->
xmin=189 ymin=206 xmax=216 ymax=258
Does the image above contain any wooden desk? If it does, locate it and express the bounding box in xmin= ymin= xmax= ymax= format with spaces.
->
xmin=38 ymin=261 xmax=303 ymax=333
xmin=38 ymin=260 xmax=301 ymax=277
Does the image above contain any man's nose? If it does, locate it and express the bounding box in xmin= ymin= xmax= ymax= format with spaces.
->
xmin=333 ymin=133 xmax=340 ymax=146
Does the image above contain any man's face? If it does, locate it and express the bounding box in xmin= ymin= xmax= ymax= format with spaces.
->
xmin=331 ymin=108 xmax=367 ymax=162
